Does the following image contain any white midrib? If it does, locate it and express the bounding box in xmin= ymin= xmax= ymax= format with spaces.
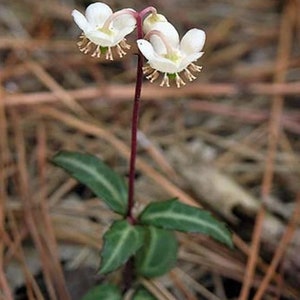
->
xmin=59 ymin=156 xmax=122 ymax=205
xmin=144 ymin=210 xmax=230 ymax=243
xmin=102 ymin=227 xmax=133 ymax=272
xmin=140 ymin=226 xmax=157 ymax=270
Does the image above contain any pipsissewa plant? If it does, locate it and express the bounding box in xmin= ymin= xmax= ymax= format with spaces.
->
xmin=52 ymin=3 xmax=233 ymax=299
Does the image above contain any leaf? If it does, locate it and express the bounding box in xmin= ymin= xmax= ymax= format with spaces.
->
xmin=52 ymin=151 xmax=127 ymax=215
xmin=136 ymin=226 xmax=178 ymax=278
xmin=81 ymin=283 xmax=122 ymax=300
xmin=139 ymin=199 xmax=233 ymax=248
xmin=99 ymin=220 xmax=144 ymax=274
xmin=132 ymin=287 xmax=157 ymax=300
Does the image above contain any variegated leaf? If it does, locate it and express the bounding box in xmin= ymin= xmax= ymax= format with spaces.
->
xmin=52 ymin=151 xmax=127 ymax=215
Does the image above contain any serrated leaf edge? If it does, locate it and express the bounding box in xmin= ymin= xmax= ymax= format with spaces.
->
xmin=140 ymin=200 xmax=232 ymax=247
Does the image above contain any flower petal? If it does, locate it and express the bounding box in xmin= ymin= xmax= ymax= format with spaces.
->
xmin=137 ymin=39 xmax=180 ymax=74
xmin=180 ymin=29 xmax=206 ymax=55
xmin=112 ymin=9 xmax=136 ymax=31
xmin=143 ymin=13 xmax=168 ymax=33
xmin=112 ymin=27 xmax=133 ymax=43
xmin=149 ymin=57 xmax=180 ymax=74
xmin=137 ymin=39 xmax=155 ymax=61
xmin=85 ymin=30 xmax=112 ymax=47
xmin=179 ymin=52 xmax=204 ymax=71
xmin=111 ymin=9 xmax=136 ymax=41
xmin=85 ymin=2 xmax=112 ymax=27
xmin=149 ymin=22 xmax=179 ymax=50
xmin=72 ymin=10 xmax=91 ymax=32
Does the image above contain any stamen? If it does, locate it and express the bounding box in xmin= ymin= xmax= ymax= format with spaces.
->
xmin=105 ymin=47 xmax=113 ymax=60
xmin=76 ymin=35 xmax=131 ymax=60
xmin=91 ymin=45 xmax=101 ymax=58
xmin=184 ymin=68 xmax=196 ymax=82
xmin=175 ymin=74 xmax=186 ymax=88
xmin=116 ymin=44 xmax=127 ymax=58
xmin=80 ymin=41 xmax=92 ymax=54
xmin=77 ymin=34 xmax=94 ymax=54
xmin=143 ymin=65 xmax=154 ymax=75
xmin=188 ymin=63 xmax=202 ymax=73
xmin=120 ymin=39 xmax=131 ymax=50
xmin=77 ymin=34 xmax=87 ymax=47
xmin=146 ymin=70 xmax=159 ymax=83
xmin=160 ymin=73 xmax=170 ymax=87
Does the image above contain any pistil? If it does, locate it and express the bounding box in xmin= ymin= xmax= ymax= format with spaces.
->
xmin=144 ymin=30 xmax=175 ymax=57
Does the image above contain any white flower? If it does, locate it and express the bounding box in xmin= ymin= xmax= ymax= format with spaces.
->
xmin=137 ymin=19 xmax=205 ymax=88
xmin=72 ymin=2 xmax=136 ymax=60
xmin=142 ymin=13 xmax=168 ymax=33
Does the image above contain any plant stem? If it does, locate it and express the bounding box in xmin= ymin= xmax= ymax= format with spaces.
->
xmin=123 ymin=11 xmax=144 ymax=294
xmin=126 ymin=12 xmax=144 ymax=224
xmin=122 ymin=257 xmax=135 ymax=293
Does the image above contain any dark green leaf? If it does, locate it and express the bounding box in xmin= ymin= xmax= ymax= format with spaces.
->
xmin=52 ymin=151 xmax=127 ymax=215
xmin=139 ymin=199 xmax=233 ymax=248
xmin=81 ymin=283 xmax=122 ymax=300
xmin=133 ymin=287 xmax=157 ymax=300
xmin=136 ymin=226 xmax=178 ymax=278
xmin=100 ymin=220 xmax=144 ymax=274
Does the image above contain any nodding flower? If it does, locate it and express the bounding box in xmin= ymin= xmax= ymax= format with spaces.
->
xmin=72 ymin=2 xmax=136 ymax=60
xmin=137 ymin=14 xmax=206 ymax=88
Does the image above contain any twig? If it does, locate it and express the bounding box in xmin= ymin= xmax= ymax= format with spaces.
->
xmin=239 ymin=1 xmax=294 ymax=299
xmin=140 ymin=278 xmax=177 ymax=300
xmin=11 ymin=109 xmax=59 ymax=300
xmin=3 ymin=82 xmax=300 ymax=107
xmin=174 ymin=268 xmax=222 ymax=300
xmin=36 ymin=123 xmax=71 ymax=299
xmin=6 ymin=211 xmax=44 ymax=299
xmin=25 ymin=60 xmax=90 ymax=117
xmin=0 ymin=80 xmax=13 ymax=300
xmin=253 ymin=192 xmax=300 ymax=299
xmin=170 ymin=270 xmax=198 ymax=300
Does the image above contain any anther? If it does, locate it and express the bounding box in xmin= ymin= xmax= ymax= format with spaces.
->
xmin=143 ymin=65 xmax=154 ymax=75
xmin=146 ymin=70 xmax=159 ymax=83
xmin=105 ymin=47 xmax=113 ymax=60
xmin=116 ymin=44 xmax=127 ymax=58
xmin=184 ymin=68 xmax=196 ymax=81
xmin=91 ymin=45 xmax=101 ymax=58
xmin=120 ymin=39 xmax=131 ymax=50
xmin=160 ymin=74 xmax=170 ymax=87
xmin=175 ymin=74 xmax=186 ymax=88
xmin=80 ymin=41 xmax=92 ymax=54
xmin=188 ymin=63 xmax=202 ymax=73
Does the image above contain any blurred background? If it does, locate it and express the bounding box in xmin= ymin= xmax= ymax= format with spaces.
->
xmin=1 ymin=0 xmax=300 ymax=299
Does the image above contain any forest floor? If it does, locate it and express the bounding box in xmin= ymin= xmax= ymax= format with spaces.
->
xmin=1 ymin=0 xmax=300 ymax=299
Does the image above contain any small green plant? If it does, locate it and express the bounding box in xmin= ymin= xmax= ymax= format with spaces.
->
xmin=53 ymin=2 xmax=233 ymax=299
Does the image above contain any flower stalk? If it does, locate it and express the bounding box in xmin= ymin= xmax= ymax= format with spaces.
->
xmin=126 ymin=11 xmax=144 ymax=224
xmin=123 ymin=11 xmax=145 ymax=292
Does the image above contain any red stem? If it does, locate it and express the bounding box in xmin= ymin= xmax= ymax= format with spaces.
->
xmin=126 ymin=12 xmax=144 ymax=224
xmin=122 ymin=11 xmax=145 ymax=293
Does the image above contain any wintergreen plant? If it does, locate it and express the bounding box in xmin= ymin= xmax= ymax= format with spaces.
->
xmin=53 ymin=2 xmax=233 ymax=299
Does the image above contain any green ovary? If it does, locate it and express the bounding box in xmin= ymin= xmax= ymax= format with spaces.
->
xmin=165 ymin=52 xmax=181 ymax=63
xmin=98 ymin=27 xmax=113 ymax=36
xmin=167 ymin=73 xmax=177 ymax=79
xmin=100 ymin=46 xmax=108 ymax=53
